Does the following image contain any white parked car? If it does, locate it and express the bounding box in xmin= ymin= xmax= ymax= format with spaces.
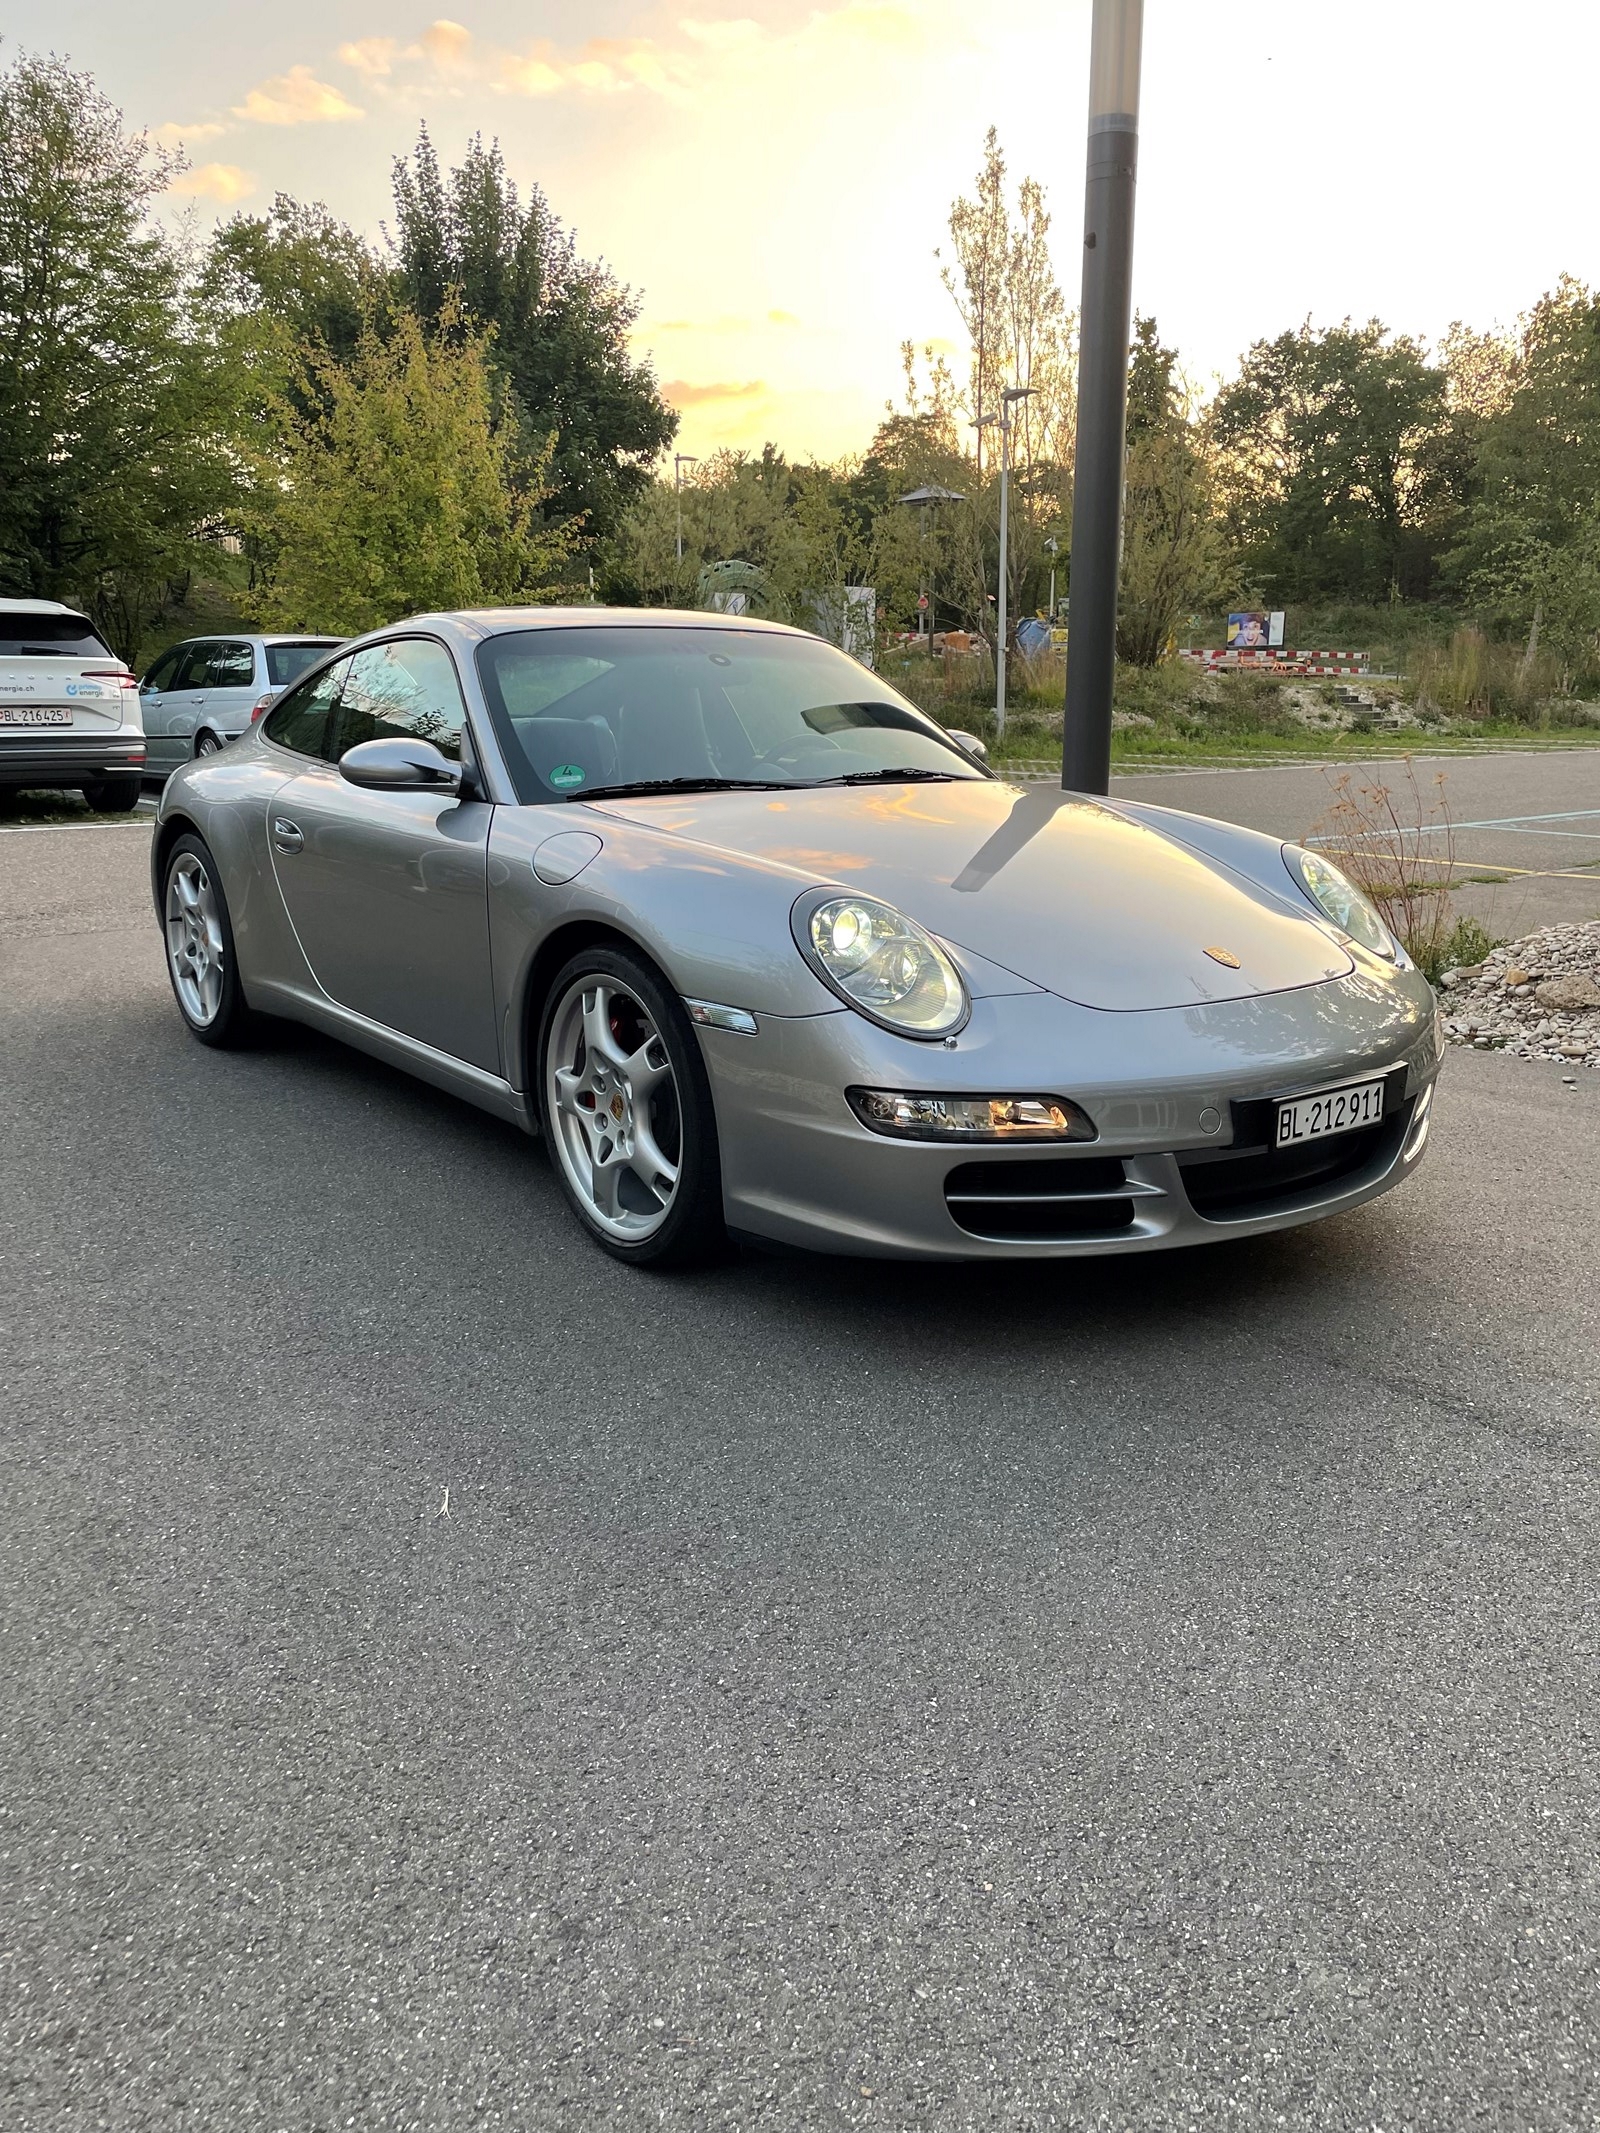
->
xmin=139 ymin=634 xmax=342 ymax=776
xmin=0 ymin=599 xmax=145 ymax=811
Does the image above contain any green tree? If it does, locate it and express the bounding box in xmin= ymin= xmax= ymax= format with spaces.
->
xmin=939 ymin=132 xmax=1076 ymax=639
xmin=391 ymin=129 xmax=676 ymax=540
xmin=1211 ymin=320 xmax=1449 ymax=603
xmin=0 ymin=49 xmax=239 ymax=656
xmin=1447 ymin=280 xmax=1600 ymax=675
xmin=200 ymin=193 xmax=375 ymax=370
xmin=251 ymin=303 xmax=570 ymax=635
xmin=1116 ymin=318 xmax=1229 ymax=666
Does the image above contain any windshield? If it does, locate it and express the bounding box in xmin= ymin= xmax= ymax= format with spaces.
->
xmin=267 ymin=640 xmax=339 ymax=687
xmin=0 ymin=612 xmax=112 ymax=659
xmin=474 ymin=625 xmax=987 ymax=803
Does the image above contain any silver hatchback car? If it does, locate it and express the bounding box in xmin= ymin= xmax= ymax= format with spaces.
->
xmin=139 ymin=634 xmax=341 ymax=776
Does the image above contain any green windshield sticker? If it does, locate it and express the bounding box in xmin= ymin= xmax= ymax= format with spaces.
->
xmin=550 ymin=763 xmax=586 ymax=789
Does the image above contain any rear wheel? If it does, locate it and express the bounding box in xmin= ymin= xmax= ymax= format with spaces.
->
xmin=537 ymin=945 xmax=725 ymax=1269
xmin=194 ymin=732 xmax=222 ymax=758
xmin=162 ymin=831 xmax=256 ymax=1047
xmin=82 ymin=775 xmax=141 ymax=814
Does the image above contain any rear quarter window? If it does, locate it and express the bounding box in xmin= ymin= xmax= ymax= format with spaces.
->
xmin=267 ymin=641 xmax=340 ymax=688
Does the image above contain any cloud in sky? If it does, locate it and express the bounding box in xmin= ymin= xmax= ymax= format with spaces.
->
xmin=153 ymin=119 xmax=226 ymax=148
xmin=323 ymin=9 xmax=922 ymax=109
xmin=232 ymin=65 xmax=364 ymax=127
xmin=662 ymin=378 xmax=767 ymax=408
xmin=168 ymin=162 xmax=256 ymax=203
xmin=337 ymin=38 xmax=399 ymax=78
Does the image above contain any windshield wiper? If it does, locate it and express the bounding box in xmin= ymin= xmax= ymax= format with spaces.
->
xmin=571 ymin=776 xmax=793 ymax=800
xmin=811 ymin=766 xmax=967 ymax=786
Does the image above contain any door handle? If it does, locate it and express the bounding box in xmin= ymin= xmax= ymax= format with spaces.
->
xmin=272 ymin=817 xmax=303 ymax=853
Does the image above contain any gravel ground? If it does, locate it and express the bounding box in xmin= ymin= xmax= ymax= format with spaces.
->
xmin=1440 ymin=920 xmax=1600 ymax=1067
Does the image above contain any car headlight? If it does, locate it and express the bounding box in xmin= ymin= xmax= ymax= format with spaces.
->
xmin=793 ymin=890 xmax=970 ymax=1038
xmin=1282 ymin=846 xmax=1397 ymax=960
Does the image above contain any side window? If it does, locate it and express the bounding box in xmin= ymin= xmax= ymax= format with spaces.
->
xmin=262 ymin=655 xmax=351 ymax=762
xmin=139 ymin=648 xmax=183 ymax=696
xmin=170 ymin=645 xmax=212 ymax=690
xmin=200 ymin=640 xmax=256 ymax=689
xmin=333 ymin=639 xmax=467 ymax=761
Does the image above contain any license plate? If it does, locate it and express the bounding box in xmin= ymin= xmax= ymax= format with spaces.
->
xmin=1275 ymin=1078 xmax=1385 ymax=1148
xmin=0 ymin=706 xmax=72 ymax=726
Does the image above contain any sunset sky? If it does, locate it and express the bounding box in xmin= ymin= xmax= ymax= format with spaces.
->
xmin=10 ymin=1 xmax=1599 ymax=465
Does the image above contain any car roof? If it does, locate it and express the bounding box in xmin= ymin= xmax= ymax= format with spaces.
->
xmin=164 ymin=632 xmax=342 ymax=647
xmin=0 ymin=597 xmax=89 ymax=616
xmin=421 ymin=606 xmax=808 ymax=642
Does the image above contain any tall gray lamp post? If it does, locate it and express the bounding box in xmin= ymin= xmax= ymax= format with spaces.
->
xmin=1061 ymin=0 xmax=1145 ymax=793
xmin=674 ymin=452 xmax=699 ymax=566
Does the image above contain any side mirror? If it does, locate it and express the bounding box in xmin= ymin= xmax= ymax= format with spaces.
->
xmin=946 ymin=728 xmax=989 ymax=763
xmin=339 ymin=736 xmax=462 ymax=793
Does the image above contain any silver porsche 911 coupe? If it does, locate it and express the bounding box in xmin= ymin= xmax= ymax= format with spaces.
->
xmin=151 ymin=608 xmax=1441 ymax=1267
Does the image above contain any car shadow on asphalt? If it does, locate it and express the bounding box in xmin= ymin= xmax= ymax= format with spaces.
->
xmin=253 ymin=1014 xmax=1360 ymax=1354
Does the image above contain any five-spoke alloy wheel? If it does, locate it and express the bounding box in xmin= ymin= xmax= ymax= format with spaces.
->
xmin=538 ymin=946 xmax=723 ymax=1267
xmin=161 ymin=831 xmax=254 ymax=1046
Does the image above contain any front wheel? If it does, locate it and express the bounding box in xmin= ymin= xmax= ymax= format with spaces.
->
xmin=161 ymin=831 xmax=256 ymax=1047
xmin=536 ymin=945 xmax=725 ymax=1269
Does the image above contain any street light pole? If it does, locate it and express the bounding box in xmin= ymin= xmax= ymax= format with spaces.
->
xmin=674 ymin=452 xmax=699 ymax=568
xmin=1062 ymin=0 xmax=1144 ymax=794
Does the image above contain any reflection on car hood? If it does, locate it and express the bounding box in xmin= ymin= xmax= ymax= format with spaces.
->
xmin=593 ymin=780 xmax=1354 ymax=1010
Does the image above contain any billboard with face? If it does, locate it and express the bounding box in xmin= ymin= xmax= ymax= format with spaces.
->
xmin=1226 ymin=611 xmax=1286 ymax=649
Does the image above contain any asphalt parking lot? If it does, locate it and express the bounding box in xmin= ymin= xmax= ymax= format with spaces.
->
xmin=5 ymin=814 xmax=1600 ymax=2131
xmin=1113 ymin=747 xmax=1600 ymax=939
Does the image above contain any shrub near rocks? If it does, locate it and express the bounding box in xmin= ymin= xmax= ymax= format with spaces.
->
xmin=1439 ymin=922 xmax=1600 ymax=1067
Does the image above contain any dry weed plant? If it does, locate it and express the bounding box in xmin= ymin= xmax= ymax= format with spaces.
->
xmin=1310 ymin=759 xmax=1459 ymax=977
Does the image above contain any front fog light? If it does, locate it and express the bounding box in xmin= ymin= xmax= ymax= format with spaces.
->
xmin=848 ymin=1089 xmax=1096 ymax=1141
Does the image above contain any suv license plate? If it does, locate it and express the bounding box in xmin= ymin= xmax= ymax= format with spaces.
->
xmin=1276 ymin=1078 xmax=1385 ymax=1148
xmin=0 ymin=706 xmax=73 ymax=726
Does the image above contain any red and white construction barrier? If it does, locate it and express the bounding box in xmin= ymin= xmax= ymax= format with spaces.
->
xmin=1179 ymin=646 xmax=1369 ymax=677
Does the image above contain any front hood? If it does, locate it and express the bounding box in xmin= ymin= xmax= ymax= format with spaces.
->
xmin=595 ymin=781 xmax=1353 ymax=1010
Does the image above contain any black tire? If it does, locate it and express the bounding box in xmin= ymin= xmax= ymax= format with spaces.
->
xmin=194 ymin=732 xmax=222 ymax=758
xmin=536 ymin=943 xmax=725 ymax=1270
xmin=82 ymin=775 xmax=142 ymax=814
xmin=160 ymin=831 xmax=258 ymax=1048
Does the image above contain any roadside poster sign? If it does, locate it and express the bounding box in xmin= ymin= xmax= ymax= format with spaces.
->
xmin=1226 ymin=610 xmax=1286 ymax=649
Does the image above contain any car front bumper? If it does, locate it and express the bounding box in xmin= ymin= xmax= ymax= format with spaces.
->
xmin=699 ymin=970 xmax=1442 ymax=1259
xmin=0 ymin=732 xmax=146 ymax=788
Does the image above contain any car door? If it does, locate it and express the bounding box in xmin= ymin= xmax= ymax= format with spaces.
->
xmin=159 ymin=642 xmax=217 ymax=753
xmin=137 ymin=646 xmax=188 ymax=773
xmin=265 ymin=636 xmax=499 ymax=1072
xmin=195 ymin=639 xmax=260 ymax=741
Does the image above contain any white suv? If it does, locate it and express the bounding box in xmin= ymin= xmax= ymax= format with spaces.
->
xmin=0 ymin=599 xmax=144 ymax=811
xmin=139 ymin=634 xmax=342 ymax=775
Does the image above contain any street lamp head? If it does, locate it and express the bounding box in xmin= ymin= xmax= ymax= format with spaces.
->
xmin=969 ymin=414 xmax=999 ymax=430
xmin=1088 ymin=0 xmax=1143 ymax=130
xmin=1001 ymin=385 xmax=1036 ymax=406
